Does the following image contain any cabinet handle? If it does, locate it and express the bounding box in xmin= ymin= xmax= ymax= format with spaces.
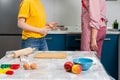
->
xmin=75 ymin=38 xmax=111 ymax=41
xmin=75 ymin=38 xmax=81 ymax=41
xmin=45 ymin=38 xmax=52 ymax=40
xmin=104 ymin=38 xmax=111 ymax=40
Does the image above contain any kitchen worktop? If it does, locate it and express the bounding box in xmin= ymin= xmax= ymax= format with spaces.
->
xmin=48 ymin=26 xmax=120 ymax=34
xmin=0 ymin=51 xmax=112 ymax=80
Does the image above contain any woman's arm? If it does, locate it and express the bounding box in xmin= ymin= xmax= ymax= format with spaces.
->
xmin=91 ymin=28 xmax=98 ymax=51
xmin=89 ymin=0 xmax=100 ymax=51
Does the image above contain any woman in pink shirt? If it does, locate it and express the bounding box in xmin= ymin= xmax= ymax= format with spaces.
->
xmin=81 ymin=0 xmax=106 ymax=59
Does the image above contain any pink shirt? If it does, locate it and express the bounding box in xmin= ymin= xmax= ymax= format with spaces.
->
xmin=81 ymin=0 xmax=106 ymax=52
xmin=81 ymin=0 xmax=106 ymax=29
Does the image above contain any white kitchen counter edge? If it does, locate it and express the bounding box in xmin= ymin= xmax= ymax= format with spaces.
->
xmin=48 ymin=30 xmax=120 ymax=34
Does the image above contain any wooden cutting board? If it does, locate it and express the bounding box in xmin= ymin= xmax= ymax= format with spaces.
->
xmin=34 ymin=52 xmax=67 ymax=59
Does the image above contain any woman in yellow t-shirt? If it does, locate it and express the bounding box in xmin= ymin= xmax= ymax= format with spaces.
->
xmin=17 ymin=0 xmax=57 ymax=50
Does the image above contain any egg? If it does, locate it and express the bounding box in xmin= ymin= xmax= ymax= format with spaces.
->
xmin=30 ymin=63 xmax=37 ymax=69
xmin=23 ymin=63 xmax=30 ymax=70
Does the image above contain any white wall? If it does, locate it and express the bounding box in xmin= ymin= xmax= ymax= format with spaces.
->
xmin=41 ymin=0 xmax=120 ymax=28
xmin=106 ymin=1 xmax=120 ymax=28
xmin=41 ymin=0 xmax=81 ymax=26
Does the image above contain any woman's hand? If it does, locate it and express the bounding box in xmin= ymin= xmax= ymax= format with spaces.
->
xmin=90 ymin=38 xmax=98 ymax=51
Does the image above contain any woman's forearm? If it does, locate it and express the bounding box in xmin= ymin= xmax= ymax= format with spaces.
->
xmin=91 ymin=28 xmax=98 ymax=39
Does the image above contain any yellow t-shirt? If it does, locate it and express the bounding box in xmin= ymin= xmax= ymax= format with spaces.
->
xmin=18 ymin=0 xmax=46 ymax=40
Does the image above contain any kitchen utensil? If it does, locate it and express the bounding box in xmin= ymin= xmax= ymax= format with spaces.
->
xmin=34 ymin=52 xmax=67 ymax=59
xmin=73 ymin=58 xmax=93 ymax=71
xmin=6 ymin=47 xmax=35 ymax=58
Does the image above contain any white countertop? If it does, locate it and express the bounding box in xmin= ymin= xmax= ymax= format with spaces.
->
xmin=0 ymin=51 xmax=112 ymax=80
xmin=48 ymin=26 xmax=120 ymax=34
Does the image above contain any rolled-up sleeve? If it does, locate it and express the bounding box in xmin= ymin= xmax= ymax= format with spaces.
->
xmin=89 ymin=0 xmax=100 ymax=29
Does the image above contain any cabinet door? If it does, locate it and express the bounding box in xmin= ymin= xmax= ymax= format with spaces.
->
xmin=101 ymin=34 xmax=118 ymax=80
xmin=45 ymin=34 xmax=66 ymax=51
xmin=66 ymin=34 xmax=80 ymax=51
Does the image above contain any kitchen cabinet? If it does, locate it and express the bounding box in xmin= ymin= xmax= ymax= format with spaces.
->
xmin=45 ymin=34 xmax=66 ymax=51
xmin=101 ymin=34 xmax=118 ymax=80
xmin=66 ymin=34 xmax=81 ymax=51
